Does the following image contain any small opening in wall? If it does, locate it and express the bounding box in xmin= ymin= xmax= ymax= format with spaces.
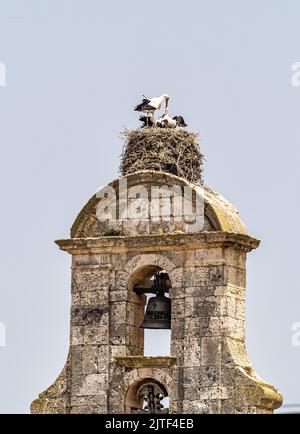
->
xmin=126 ymin=378 xmax=169 ymax=414
xmin=132 ymin=269 xmax=171 ymax=357
xmin=161 ymin=396 xmax=169 ymax=409
xmin=144 ymin=292 xmax=171 ymax=356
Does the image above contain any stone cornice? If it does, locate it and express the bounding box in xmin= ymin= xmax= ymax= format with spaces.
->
xmin=55 ymin=231 xmax=260 ymax=255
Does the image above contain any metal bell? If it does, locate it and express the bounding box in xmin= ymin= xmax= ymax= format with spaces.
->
xmin=140 ymin=273 xmax=171 ymax=330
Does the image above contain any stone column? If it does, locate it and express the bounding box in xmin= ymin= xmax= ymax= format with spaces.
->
xmin=180 ymin=243 xmax=282 ymax=413
xmin=68 ymin=258 xmax=112 ymax=414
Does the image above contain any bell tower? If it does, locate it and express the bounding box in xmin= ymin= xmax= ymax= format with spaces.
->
xmin=31 ymin=128 xmax=282 ymax=414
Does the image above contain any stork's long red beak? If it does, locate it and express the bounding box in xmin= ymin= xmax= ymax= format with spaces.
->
xmin=165 ymin=96 xmax=169 ymax=113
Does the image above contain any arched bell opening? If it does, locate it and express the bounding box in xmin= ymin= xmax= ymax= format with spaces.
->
xmin=128 ymin=265 xmax=172 ymax=357
xmin=125 ymin=377 xmax=169 ymax=414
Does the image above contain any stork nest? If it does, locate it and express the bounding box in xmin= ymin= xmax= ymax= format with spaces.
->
xmin=120 ymin=128 xmax=204 ymax=184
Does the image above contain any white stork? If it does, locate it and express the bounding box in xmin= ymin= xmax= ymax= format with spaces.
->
xmin=135 ymin=94 xmax=169 ymax=125
xmin=157 ymin=114 xmax=187 ymax=128
xmin=139 ymin=113 xmax=187 ymax=129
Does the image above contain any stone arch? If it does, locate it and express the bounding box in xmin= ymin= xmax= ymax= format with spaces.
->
xmin=126 ymin=253 xmax=177 ymax=290
xmin=124 ymin=368 xmax=174 ymax=413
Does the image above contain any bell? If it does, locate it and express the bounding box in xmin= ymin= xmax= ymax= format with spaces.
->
xmin=140 ymin=273 xmax=171 ymax=330
xmin=140 ymin=292 xmax=171 ymax=329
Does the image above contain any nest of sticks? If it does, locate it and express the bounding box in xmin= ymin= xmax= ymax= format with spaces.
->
xmin=120 ymin=128 xmax=204 ymax=184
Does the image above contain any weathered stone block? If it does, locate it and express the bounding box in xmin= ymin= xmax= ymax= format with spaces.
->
xmin=72 ymin=292 xmax=81 ymax=306
xmin=108 ymin=404 xmax=125 ymax=414
xmin=74 ymin=373 xmax=108 ymax=397
xmin=81 ymin=290 xmax=109 ymax=305
xmin=193 ymin=298 xmax=219 ymax=318
xmin=185 ymin=286 xmax=216 ymax=297
xmin=109 ymin=290 xmax=128 ymax=302
xmin=198 ymin=386 xmax=231 ymax=400
xmin=226 ymin=266 xmax=246 ymax=287
xmin=224 ymin=248 xmax=246 ymax=269
xmin=200 ymin=337 xmax=221 ymax=366
xmin=183 ymin=338 xmax=201 ymax=367
xmin=235 ymin=299 xmax=245 ymax=318
xmin=70 ymin=405 xmax=107 ymax=414
xmin=184 ymin=297 xmax=194 ymax=318
xmin=185 ymin=267 xmax=209 ymax=287
xmin=182 ymin=400 xmax=210 ymax=414
xmin=169 ymin=267 xmax=183 ymax=289
xmin=110 ymin=345 xmax=127 ymax=360
xmin=209 ymin=265 xmax=225 ymax=286
xmin=126 ymin=325 xmax=143 ymax=348
xmin=84 ymin=325 xmax=108 ymax=345
xmin=110 ymin=302 xmax=126 ymax=324
xmin=172 ymin=298 xmax=186 ymax=319
xmin=110 ymin=324 xmax=126 ymax=345
xmin=114 ymin=271 xmax=130 ymax=290
xmin=71 ymin=306 xmax=109 ymax=327
xmin=82 ymin=345 xmax=98 ymax=374
xmin=71 ymin=326 xmax=84 ymax=346
xmin=170 ymin=338 xmax=184 ymax=363
xmin=172 ymin=319 xmax=185 ymax=339
xmin=184 ymin=317 xmax=211 ymax=337
xmin=71 ymin=345 xmax=82 ymax=375
xmin=71 ymin=395 xmax=107 ymax=407
xmin=199 ymin=366 xmax=220 ymax=387
xmin=111 ymin=253 xmax=128 ymax=271
xmin=72 ymin=268 xmax=111 ymax=292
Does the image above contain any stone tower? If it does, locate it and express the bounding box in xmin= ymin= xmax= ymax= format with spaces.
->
xmin=31 ymin=129 xmax=282 ymax=414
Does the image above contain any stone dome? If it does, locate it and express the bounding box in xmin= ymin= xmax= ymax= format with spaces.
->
xmin=70 ymin=171 xmax=248 ymax=239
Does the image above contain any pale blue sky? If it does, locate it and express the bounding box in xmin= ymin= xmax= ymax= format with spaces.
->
xmin=0 ymin=0 xmax=300 ymax=413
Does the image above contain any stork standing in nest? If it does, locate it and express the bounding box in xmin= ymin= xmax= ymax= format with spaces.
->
xmin=134 ymin=94 xmax=169 ymax=125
